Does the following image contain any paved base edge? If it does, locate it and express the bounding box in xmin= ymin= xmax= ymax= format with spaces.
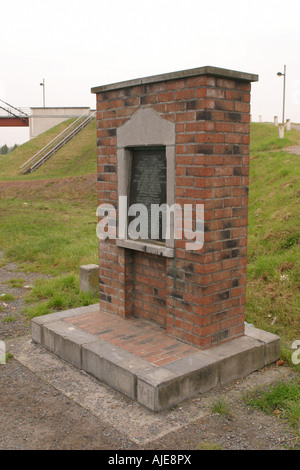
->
xmin=31 ymin=305 xmax=281 ymax=412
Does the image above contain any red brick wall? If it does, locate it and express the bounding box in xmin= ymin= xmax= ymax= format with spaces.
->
xmin=96 ymin=73 xmax=251 ymax=349
xmin=133 ymin=252 xmax=166 ymax=327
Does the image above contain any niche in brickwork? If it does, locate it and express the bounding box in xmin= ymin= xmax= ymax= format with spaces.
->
xmin=116 ymin=108 xmax=176 ymax=257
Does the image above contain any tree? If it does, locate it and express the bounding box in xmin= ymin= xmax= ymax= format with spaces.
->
xmin=0 ymin=144 xmax=18 ymax=155
xmin=0 ymin=144 xmax=8 ymax=155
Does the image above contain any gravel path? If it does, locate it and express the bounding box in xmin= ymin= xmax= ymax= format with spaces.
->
xmin=0 ymin=254 xmax=299 ymax=451
xmin=0 ymin=255 xmax=50 ymax=339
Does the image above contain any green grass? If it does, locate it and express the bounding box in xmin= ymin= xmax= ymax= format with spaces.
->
xmin=211 ymin=398 xmax=232 ymax=419
xmin=0 ymin=119 xmax=75 ymax=180
xmin=35 ymin=119 xmax=97 ymax=179
xmin=0 ymin=293 xmax=16 ymax=302
xmin=0 ymin=352 xmax=14 ymax=365
xmin=250 ymin=123 xmax=299 ymax=152
xmin=2 ymin=316 xmax=16 ymax=323
xmin=0 ymin=118 xmax=96 ymax=181
xmin=4 ymin=278 xmax=25 ymax=288
xmin=243 ymin=378 xmax=300 ymax=437
xmin=0 ymin=198 xmax=98 ymax=275
xmin=198 ymin=441 xmax=223 ymax=450
xmin=246 ymin=124 xmax=300 ymax=361
xmin=23 ymin=274 xmax=98 ymax=319
xmin=6 ymin=352 xmax=13 ymax=361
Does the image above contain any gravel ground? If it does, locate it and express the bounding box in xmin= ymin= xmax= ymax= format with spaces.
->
xmin=0 ymin=258 xmax=51 ymax=340
xmin=0 ymin=254 xmax=299 ymax=451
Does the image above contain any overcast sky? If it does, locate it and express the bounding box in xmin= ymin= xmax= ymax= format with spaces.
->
xmin=1 ymin=0 xmax=299 ymax=146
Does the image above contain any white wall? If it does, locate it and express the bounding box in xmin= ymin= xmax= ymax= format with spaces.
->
xmin=29 ymin=107 xmax=90 ymax=138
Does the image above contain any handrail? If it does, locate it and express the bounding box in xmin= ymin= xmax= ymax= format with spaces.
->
xmin=20 ymin=110 xmax=96 ymax=174
xmin=0 ymin=99 xmax=30 ymax=118
xmin=21 ymin=110 xmax=89 ymax=166
xmin=0 ymin=105 xmax=20 ymax=119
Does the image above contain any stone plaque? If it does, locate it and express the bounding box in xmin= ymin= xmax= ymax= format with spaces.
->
xmin=129 ymin=147 xmax=166 ymax=242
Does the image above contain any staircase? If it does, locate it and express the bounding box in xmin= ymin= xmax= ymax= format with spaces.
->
xmin=20 ymin=110 xmax=96 ymax=174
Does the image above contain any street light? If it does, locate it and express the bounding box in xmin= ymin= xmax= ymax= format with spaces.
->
xmin=40 ymin=78 xmax=45 ymax=107
xmin=277 ymin=65 xmax=286 ymax=124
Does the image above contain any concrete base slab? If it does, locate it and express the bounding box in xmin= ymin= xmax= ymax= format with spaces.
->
xmin=31 ymin=305 xmax=281 ymax=412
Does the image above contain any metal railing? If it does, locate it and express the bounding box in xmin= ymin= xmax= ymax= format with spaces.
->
xmin=20 ymin=110 xmax=96 ymax=174
xmin=0 ymin=99 xmax=31 ymax=121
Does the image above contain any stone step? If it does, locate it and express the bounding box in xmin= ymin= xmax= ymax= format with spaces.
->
xmin=31 ymin=305 xmax=280 ymax=412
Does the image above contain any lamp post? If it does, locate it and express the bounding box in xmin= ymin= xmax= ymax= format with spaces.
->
xmin=277 ymin=65 xmax=286 ymax=124
xmin=40 ymin=78 xmax=45 ymax=107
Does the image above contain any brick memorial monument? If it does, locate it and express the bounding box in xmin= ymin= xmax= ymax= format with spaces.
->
xmin=32 ymin=66 xmax=281 ymax=411
xmin=93 ymin=65 xmax=257 ymax=348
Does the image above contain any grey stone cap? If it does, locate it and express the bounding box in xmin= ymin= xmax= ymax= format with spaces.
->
xmin=91 ymin=66 xmax=259 ymax=94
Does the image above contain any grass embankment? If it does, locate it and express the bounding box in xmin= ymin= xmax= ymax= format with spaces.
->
xmin=246 ymin=123 xmax=300 ymax=362
xmin=0 ymin=117 xmax=99 ymax=315
xmin=0 ymin=117 xmax=97 ymax=180
xmin=0 ymin=122 xmax=299 ymax=365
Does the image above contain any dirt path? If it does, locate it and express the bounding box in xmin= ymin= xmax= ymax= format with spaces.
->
xmin=285 ymin=145 xmax=300 ymax=156
xmin=0 ymin=174 xmax=96 ymax=201
xmin=0 ymin=256 xmax=299 ymax=451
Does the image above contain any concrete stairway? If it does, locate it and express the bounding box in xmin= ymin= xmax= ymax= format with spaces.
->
xmin=20 ymin=110 xmax=96 ymax=174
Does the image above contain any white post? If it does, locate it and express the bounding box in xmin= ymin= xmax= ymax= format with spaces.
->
xmin=274 ymin=116 xmax=278 ymax=126
xmin=0 ymin=340 xmax=6 ymax=365
xmin=279 ymin=124 xmax=285 ymax=139
xmin=286 ymin=119 xmax=291 ymax=131
xmin=259 ymin=115 xmax=262 ymax=123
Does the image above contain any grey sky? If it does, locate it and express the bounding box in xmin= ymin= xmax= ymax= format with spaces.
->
xmin=1 ymin=0 xmax=299 ymax=146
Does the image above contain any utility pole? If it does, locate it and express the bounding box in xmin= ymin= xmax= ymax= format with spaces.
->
xmin=40 ymin=78 xmax=45 ymax=107
xmin=277 ymin=65 xmax=286 ymax=124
